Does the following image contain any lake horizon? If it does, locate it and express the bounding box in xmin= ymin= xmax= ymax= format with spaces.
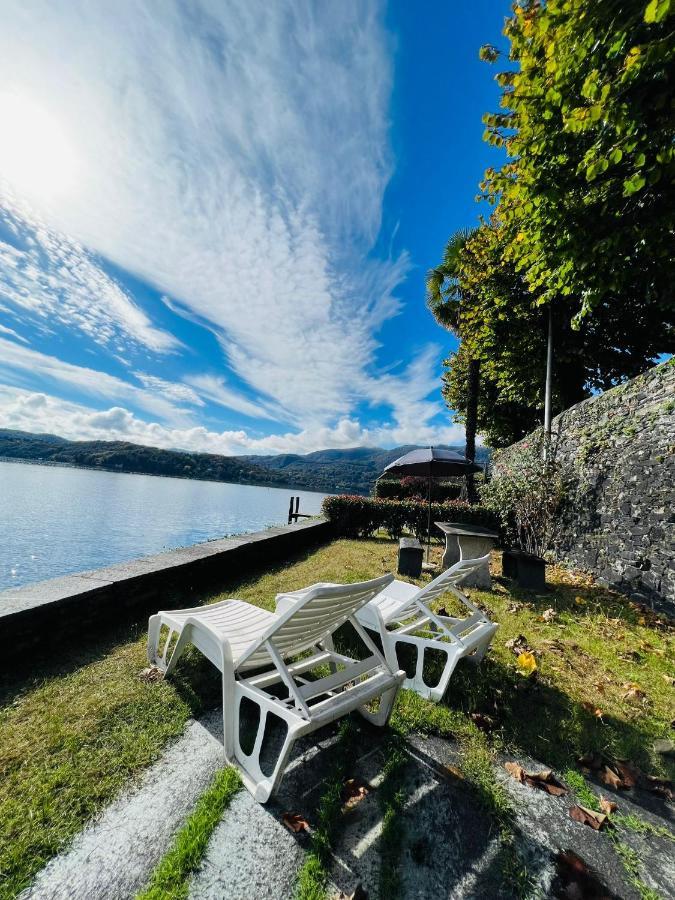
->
xmin=0 ymin=458 xmax=329 ymax=592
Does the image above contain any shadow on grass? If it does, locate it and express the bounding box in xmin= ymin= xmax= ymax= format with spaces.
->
xmin=443 ymin=655 xmax=675 ymax=821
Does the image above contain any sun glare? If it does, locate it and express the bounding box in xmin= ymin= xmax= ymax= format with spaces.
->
xmin=0 ymin=91 xmax=79 ymax=203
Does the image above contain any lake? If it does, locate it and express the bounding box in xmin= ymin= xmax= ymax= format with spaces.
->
xmin=0 ymin=459 xmax=328 ymax=591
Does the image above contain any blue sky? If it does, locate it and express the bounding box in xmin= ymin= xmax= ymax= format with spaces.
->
xmin=0 ymin=0 xmax=508 ymax=455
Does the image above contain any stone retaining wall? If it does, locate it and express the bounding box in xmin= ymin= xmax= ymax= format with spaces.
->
xmin=0 ymin=518 xmax=333 ymax=663
xmin=497 ymin=361 xmax=674 ymax=613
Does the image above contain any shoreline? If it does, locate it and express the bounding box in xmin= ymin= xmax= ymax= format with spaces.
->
xmin=0 ymin=454 xmax=332 ymax=496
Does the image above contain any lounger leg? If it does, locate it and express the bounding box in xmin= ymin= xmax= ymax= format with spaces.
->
xmin=232 ymin=684 xmax=307 ymax=802
xmin=147 ymin=614 xmax=161 ymax=666
xmin=163 ymin=627 xmax=192 ymax=676
xmin=356 ymin=681 xmax=400 ymax=727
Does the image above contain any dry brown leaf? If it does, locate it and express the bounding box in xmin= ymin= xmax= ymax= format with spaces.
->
xmin=644 ymin=775 xmax=674 ymax=801
xmin=470 ymin=712 xmax=494 ymax=732
xmin=505 ymin=634 xmax=533 ymax=656
xmin=599 ymin=765 xmax=626 ymax=791
xmin=554 ymin=849 xmax=619 ymax=899
xmin=342 ymin=778 xmax=370 ymax=810
xmin=612 ymin=760 xmax=640 ymax=789
xmin=282 ymin=812 xmax=310 ymax=833
xmin=504 ymin=762 xmax=567 ymax=796
xmin=599 ymin=797 xmax=618 ymax=815
xmin=662 ymin=674 xmax=675 ymax=686
xmin=582 ymin=702 xmax=603 ymax=718
xmin=139 ymin=666 xmax=164 ymax=683
xmin=541 ymin=607 xmax=557 ymax=622
xmin=622 ymin=682 xmax=646 ymax=701
xmin=570 ymin=804 xmax=607 ymax=830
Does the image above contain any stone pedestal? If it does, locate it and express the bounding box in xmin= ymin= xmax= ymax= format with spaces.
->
xmin=436 ymin=522 xmax=499 ymax=590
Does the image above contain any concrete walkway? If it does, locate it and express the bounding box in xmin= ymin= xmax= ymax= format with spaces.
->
xmin=20 ymin=710 xmax=675 ymax=900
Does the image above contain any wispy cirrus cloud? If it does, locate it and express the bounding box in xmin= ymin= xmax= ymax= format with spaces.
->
xmin=0 ymin=196 xmax=179 ymax=355
xmin=0 ymin=1 xmax=419 ymax=421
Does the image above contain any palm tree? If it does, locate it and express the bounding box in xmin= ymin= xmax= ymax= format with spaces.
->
xmin=426 ymin=228 xmax=480 ymax=501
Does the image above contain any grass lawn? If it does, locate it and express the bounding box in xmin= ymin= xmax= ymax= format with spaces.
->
xmin=0 ymin=537 xmax=672 ymax=899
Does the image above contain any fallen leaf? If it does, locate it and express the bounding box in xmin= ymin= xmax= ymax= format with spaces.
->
xmin=570 ymin=804 xmax=607 ymax=830
xmin=599 ymin=797 xmax=618 ymax=815
xmin=541 ymin=607 xmax=557 ymax=622
xmin=554 ymin=849 xmax=619 ymax=899
xmin=574 ymin=596 xmax=587 ymax=607
xmin=662 ymin=674 xmax=674 ymax=686
xmin=599 ymin=765 xmax=625 ymax=791
xmin=516 ymin=651 xmax=537 ymax=676
xmin=139 ymin=666 xmax=164 ymax=683
xmin=622 ymin=682 xmax=646 ymax=701
xmin=342 ymin=778 xmax=370 ymax=810
xmin=504 ymin=762 xmax=567 ymax=796
xmin=470 ymin=712 xmax=494 ymax=732
xmin=611 ymin=760 xmax=640 ymax=789
xmin=282 ymin=812 xmax=310 ymax=833
xmin=582 ymin=702 xmax=603 ymax=718
xmin=644 ymin=775 xmax=674 ymax=801
xmin=505 ymin=634 xmax=533 ymax=655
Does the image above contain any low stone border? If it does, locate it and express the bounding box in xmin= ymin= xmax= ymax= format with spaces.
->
xmin=0 ymin=518 xmax=333 ymax=661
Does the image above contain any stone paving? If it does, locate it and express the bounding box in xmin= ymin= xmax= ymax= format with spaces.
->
xmin=18 ymin=709 xmax=675 ymax=900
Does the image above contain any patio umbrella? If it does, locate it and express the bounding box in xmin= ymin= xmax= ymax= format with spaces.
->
xmin=380 ymin=447 xmax=483 ymax=561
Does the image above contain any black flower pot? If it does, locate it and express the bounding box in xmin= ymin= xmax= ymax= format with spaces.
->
xmin=502 ymin=549 xmax=546 ymax=590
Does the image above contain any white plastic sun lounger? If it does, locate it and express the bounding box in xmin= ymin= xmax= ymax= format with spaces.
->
xmin=276 ymin=556 xmax=498 ymax=703
xmin=147 ymin=574 xmax=405 ymax=802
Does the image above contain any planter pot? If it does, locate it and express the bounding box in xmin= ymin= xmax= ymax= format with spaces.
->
xmin=502 ymin=549 xmax=546 ymax=590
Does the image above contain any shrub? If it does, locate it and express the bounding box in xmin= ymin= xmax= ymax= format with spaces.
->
xmin=480 ymin=431 xmax=565 ymax=558
xmin=322 ymin=495 xmax=498 ymax=540
xmin=374 ymin=476 xmax=462 ymax=502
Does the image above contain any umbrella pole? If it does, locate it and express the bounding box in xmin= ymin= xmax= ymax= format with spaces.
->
xmin=426 ymin=472 xmax=432 ymax=562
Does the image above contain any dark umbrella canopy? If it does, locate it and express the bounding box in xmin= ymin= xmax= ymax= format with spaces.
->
xmin=380 ymin=447 xmax=482 ymax=564
xmin=383 ymin=447 xmax=482 ymax=479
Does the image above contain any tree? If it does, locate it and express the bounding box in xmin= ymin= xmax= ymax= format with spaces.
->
xmin=426 ymin=229 xmax=481 ymax=499
xmin=479 ymin=0 xmax=675 ymax=347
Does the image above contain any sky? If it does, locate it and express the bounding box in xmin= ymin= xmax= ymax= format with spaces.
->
xmin=0 ymin=0 xmax=509 ymax=457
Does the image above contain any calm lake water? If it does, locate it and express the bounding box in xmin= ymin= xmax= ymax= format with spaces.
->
xmin=0 ymin=459 xmax=328 ymax=591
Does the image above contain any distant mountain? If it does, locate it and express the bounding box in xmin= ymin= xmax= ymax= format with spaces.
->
xmin=0 ymin=429 xmax=489 ymax=494
xmin=236 ymin=444 xmax=490 ymax=494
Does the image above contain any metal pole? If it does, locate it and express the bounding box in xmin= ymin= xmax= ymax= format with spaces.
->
xmin=426 ymin=468 xmax=432 ymax=562
xmin=543 ymin=302 xmax=553 ymax=461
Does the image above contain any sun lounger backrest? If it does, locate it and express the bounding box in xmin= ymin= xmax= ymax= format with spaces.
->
xmin=395 ymin=555 xmax=491 ymax=615
xmin=238 ymin=574 xmax=394 ymax=669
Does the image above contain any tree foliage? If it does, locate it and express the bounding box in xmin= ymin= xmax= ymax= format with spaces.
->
xmin=480 ymin=0 xmax=675 ymax=333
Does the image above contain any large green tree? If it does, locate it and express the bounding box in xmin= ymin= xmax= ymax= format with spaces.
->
xmin=480 ymin=0 xmax=675 ymax=342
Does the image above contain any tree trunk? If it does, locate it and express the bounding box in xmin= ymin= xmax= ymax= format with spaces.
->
xmin=465 ymin=356 xmax=480 ymax=504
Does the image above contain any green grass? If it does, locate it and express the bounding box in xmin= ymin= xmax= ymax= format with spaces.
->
xmin=136 ymin=767 xmax=241 ymax=900
xmin=377 ymin=740 xmax=409 ymax=899
xmin=295 ymin=719 xmax=360 ymax=900
xmin=1 ymin=536 xmax=672 ymax=899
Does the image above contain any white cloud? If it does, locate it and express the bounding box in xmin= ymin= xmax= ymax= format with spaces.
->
xmin=0 ymin=337 xmax=192 ymax=424
xmin=186 ymin=374 xmax=281 ymax=422
xmin=0 ymin=0 xmax=429 ymax=430
xmin=133 ymin=373 xmax=204 ymax=407
xmin=0 ymin=195 xmax=178 ymax=354
xmin=0 ymin=385 xmax=466 ymax=456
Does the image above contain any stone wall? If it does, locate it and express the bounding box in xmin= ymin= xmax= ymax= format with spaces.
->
xmin=0 ymin=518 xmax=333 ymax=663
xmin=497 ymin=360 xmax=674 ymax=613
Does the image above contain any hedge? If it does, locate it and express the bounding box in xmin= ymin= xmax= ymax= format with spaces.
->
xmin=322 ymin=495 xmax=499 ymax=540
xmin=374 ymin=477 xmax=462 ymax=502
